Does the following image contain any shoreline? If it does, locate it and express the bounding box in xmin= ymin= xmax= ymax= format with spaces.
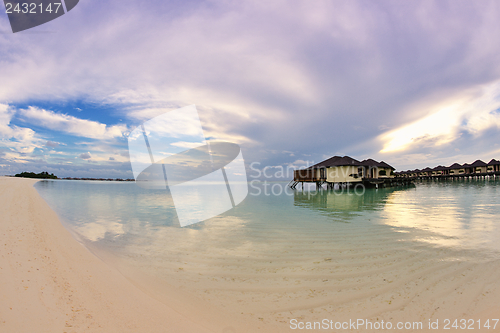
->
xmin=0 ymin=177 xmax=268 ymax=333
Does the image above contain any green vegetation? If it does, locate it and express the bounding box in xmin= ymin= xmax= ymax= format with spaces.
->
xmin=15 ymin=171 xmax=58 ymax=179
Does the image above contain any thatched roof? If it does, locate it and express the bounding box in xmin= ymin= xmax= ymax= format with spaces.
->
xmin=360 ymin=158 xmax=395 ymax=170
xmin=360 ymin=158 xmax=380 ymax=167
xmin=378 ymin=161 xmax=395 ymax=170
xmin=470 ymin=160 xmax=487 ymax=167
xmin=310 ymin=156 xmax=363 ymax=168
xmin=448 ymin=163 xmax=462 ymax=169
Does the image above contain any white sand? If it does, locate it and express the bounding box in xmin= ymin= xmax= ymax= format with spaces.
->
xmin=0 ymin=177 xmax=268 ymax=333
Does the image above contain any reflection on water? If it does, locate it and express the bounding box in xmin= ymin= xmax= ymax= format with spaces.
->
xmin=35 ymin=180 xmax=179 ymax=243
xmin=293 ymin=185 xmax=415 ymax=222
xmin=292 ymin=180 xmax=500 ymax=255
xmin=382 ymin=180 xmax=500 ymax=253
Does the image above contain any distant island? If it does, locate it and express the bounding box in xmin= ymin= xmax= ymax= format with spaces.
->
xmin=15 ymin=171 xmax=58 ymax=179
xmin=13 ymin=171 xmax=134 ymax=181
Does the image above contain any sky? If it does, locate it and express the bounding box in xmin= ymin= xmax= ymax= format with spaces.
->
xmin=2 ymin=0 xmax=500 ymax=179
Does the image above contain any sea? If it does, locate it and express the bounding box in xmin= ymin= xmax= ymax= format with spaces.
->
xmin=34 ymin=178 xmax=500 ymax=324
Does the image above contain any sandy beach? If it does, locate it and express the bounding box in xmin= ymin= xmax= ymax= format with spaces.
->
xmin=2 ymin=177 xmax=500 ymax=333
xmin=0 ymin=177 xmax=274 ymax=333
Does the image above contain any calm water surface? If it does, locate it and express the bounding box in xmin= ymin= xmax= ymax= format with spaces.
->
xmin=35 ymin=179 xmax=500 ymax=258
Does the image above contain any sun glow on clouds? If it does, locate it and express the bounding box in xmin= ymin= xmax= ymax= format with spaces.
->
xmin=379 ymin=81 xmax=500 ymax=153
xmin=380 ymin=102 xmax=463 ymax=153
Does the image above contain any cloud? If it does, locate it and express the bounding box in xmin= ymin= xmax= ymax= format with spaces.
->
xmin=18 ymin=107 xmax=127 ymax=140
xmin=0 ymin=104 xmax=45 ymax=162
xmin=109 ymin=156 xmax=115 ymax=160
xmin=46 ymin=140 xmax=59 ymax=148
xmin=379 ymin=81 xmax=500 ymax=153
xmin=170 ymin=141 xmax=205 ymax=149
xmin=79 ymin=152 xmax=92 ymax=160
xmin=2 ymin=1 xmax=500 ymax=175
xmin=286 ymin=159 xmax=316 ymax=169
xmin=0 ymin=104 xmax=15 ymax=138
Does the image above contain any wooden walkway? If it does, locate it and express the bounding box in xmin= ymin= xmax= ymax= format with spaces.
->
xmin=289 ymin=171 xmax=500 ymax=190
xmin=289 ymin=177 xmax=414 ymax=190
xmin=398 ymin=171 xmax=500 ymax=181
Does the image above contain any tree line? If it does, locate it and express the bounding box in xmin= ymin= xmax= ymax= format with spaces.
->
xmin=15 ymin=171 xmax=58 ymax=179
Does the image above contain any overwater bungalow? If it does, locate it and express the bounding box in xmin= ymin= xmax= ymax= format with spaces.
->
xmin=293 ymin=155 xmax=363 ymax=184
xmin=402 ymin=169 xmax=419 ymax=178
xmin=398 ymin=170 xmax=408 ymax=178
xmin=470 ymin=160 xmax=488 ymax=174
xmin=432 ymin=165 xmax=449 ymax=176
xmin=395 ymin=158 xmax=500 ymax=180
xmin=293 ymin=155 xmax=500 ymax=189
xmin=462 ymin=163 xmax=473 ymax=174
xmin=488 ymin=159 xmax=500 ymax=173
xmin=448 ymin=163 xmax=464 ymax=175
xmin=377 ymin=161 xmax=396 ymax=178
xmin=394 ymin=170 xmax=405 ymax=178
xmin=360 ymin=159 xmax=395 ymax=179
xmin=420 ymin=167 xmax=433 ymax=177
xmin=359 ymin=158 xmax=381 ymax=179
xmin=291 ymin=156 xmax=400 ymax=189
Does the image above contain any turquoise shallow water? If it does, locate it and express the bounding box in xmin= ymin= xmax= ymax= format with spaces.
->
xmin=34 ymin=178 xmax=500 ymax=324
xmin=35 ymin=179 xmax=500 ymax=258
